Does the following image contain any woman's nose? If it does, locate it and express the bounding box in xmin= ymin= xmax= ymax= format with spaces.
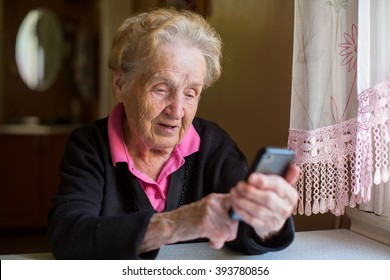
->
xmin=164 ymin=93 xmax=184 ymax=119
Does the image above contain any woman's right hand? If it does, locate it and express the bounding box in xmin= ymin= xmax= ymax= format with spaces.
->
xmin=138 ymin=193 xmax=239 ymax=254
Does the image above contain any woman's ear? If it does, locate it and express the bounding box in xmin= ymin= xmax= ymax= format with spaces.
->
xmin=112 ymin=70 xmax=125 ymax=102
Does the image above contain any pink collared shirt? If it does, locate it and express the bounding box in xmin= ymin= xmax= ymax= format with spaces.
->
xmin=108 ymin=103 xmax=201 ymax=212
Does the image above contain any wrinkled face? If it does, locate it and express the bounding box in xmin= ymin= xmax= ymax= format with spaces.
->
xmin=115 ymin=43 xmax=206 ymax=152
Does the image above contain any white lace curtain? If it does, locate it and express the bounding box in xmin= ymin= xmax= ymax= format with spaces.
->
xmin=288 ymin=0 xmax=390 ymax=217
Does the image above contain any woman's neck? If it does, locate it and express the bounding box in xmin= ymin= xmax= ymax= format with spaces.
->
xmin=122 ymin=120 xmax=172 ymax=180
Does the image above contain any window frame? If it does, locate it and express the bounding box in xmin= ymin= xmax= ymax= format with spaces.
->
xmin=347 ymin=207 xmax=390 ymax=246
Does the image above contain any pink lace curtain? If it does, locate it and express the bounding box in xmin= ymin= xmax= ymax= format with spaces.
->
xmin=288 ymin=0 xmax=390 ymax=216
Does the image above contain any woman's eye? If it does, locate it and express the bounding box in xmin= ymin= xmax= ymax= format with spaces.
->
xmin=156 ymin=87 xmax=166 ymax=93
xmin=153 ymin=84 xmax=169 ymax=94
xmin=185 ymin=89 xmax=198 ymax=100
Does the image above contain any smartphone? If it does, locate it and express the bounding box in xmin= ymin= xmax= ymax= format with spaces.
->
xmin=229 ymin=147 xmax=295 ymax=221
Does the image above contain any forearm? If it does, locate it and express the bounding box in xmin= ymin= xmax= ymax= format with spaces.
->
xmin=139 ymin=203 xmax=204 ymax=254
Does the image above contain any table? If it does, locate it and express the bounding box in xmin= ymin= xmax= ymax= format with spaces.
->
xmin=1 ymin=229 xmax=389 ymax=260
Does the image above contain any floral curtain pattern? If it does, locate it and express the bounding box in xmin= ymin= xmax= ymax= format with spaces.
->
xmin=288 ymin=0 xmax=390 ymax=217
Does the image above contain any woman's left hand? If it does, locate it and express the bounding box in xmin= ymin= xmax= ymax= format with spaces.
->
xmin=230 ymin=165 xmax=300 ymax=239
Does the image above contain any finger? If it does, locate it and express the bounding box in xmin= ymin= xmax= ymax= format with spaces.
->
xmin=247 ymin=172 xmax=283 ymax=192
xmin=238 ymin=175 xmax=285 ymax=202
xmin=284 ymin=164 xmax=300 ymax=185
xmin=207 ymin=218 xmax=238 ymax=249
xmin=231 ymin=189 xmax=289 ymax=230
xmin=231 ymin=200 xmax=285 ymax=234
xmin=232 ymin=187 xmax=292 ymax=218
xmin=208 ymin=239 xmax=224 ymax=250
xmin=247 ymin=164 xmax=300 ymax=190
xmin=246 ymin=173 xmax=298 ymax=206
xmin=219 ymin=193 xmax=234 ymax=210
xmin=198 ymin=194 xmax=239 ymax=249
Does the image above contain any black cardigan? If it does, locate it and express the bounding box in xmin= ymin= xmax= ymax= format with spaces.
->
xmin=47 ymin=117 xmax=295 ymax=259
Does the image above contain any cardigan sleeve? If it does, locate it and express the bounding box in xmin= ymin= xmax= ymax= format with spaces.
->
xmin=227 ymin=217 xmax=295 ymax=255
xmin=47 ymin=124 xmax=157 ymax=260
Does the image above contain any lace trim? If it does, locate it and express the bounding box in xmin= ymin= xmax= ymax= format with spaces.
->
xmin=288 ymin=76 xmax=390 ymax=216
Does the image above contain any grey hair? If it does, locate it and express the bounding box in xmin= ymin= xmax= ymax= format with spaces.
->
xmin=108 ymin=8 xmax=223 ymax=88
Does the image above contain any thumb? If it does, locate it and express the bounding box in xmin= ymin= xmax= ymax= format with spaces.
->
xmin=284 ymin=164 xmax=300 ymax=185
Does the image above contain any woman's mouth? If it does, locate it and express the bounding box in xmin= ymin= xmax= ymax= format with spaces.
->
xmin=160 ymin=123 xmax=177 ymax=129
xmin=158 ymin=123 xmax=179 ymax=134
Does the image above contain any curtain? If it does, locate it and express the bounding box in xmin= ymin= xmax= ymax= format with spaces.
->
xmin=356 ymin=0 xmax=390 ymax=217
xmin=288 ymin=0 xmax=390 ymax=217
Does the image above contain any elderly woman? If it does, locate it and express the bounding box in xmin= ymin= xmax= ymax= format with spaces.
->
xmin=48 ymin=8 xmax=299 ymax=260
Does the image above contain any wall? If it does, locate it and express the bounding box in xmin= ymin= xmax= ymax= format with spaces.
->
xmin=197 ymin=0 xmax=295 ymax=164
xmin=98 ymin=0 xmax=133 ymax=117
xmin=0 ymin=0 xmax=4 ymax=122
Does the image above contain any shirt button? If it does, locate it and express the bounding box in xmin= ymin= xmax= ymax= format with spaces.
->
xmin=154 ymin=193 xmax=161 ymax=199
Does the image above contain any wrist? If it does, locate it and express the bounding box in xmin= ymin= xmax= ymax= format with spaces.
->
xmin=139 ymin=213 xmax=175 ymax=254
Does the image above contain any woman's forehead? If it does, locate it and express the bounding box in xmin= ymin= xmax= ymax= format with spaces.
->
xmin=140 ymin=44 xmax=206 ymax=83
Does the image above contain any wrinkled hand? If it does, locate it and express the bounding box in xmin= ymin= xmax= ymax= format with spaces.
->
xmin=230 ymin=165 xmax=300 ymax=239
xmin=169 ymin=193 xmax=239 ymax=249
xmin=139 ymin=193 xmax=239 ymax=254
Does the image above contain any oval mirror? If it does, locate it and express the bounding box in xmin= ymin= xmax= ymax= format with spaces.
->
xmin=15 ymin=8 xmax=63 ymax=92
